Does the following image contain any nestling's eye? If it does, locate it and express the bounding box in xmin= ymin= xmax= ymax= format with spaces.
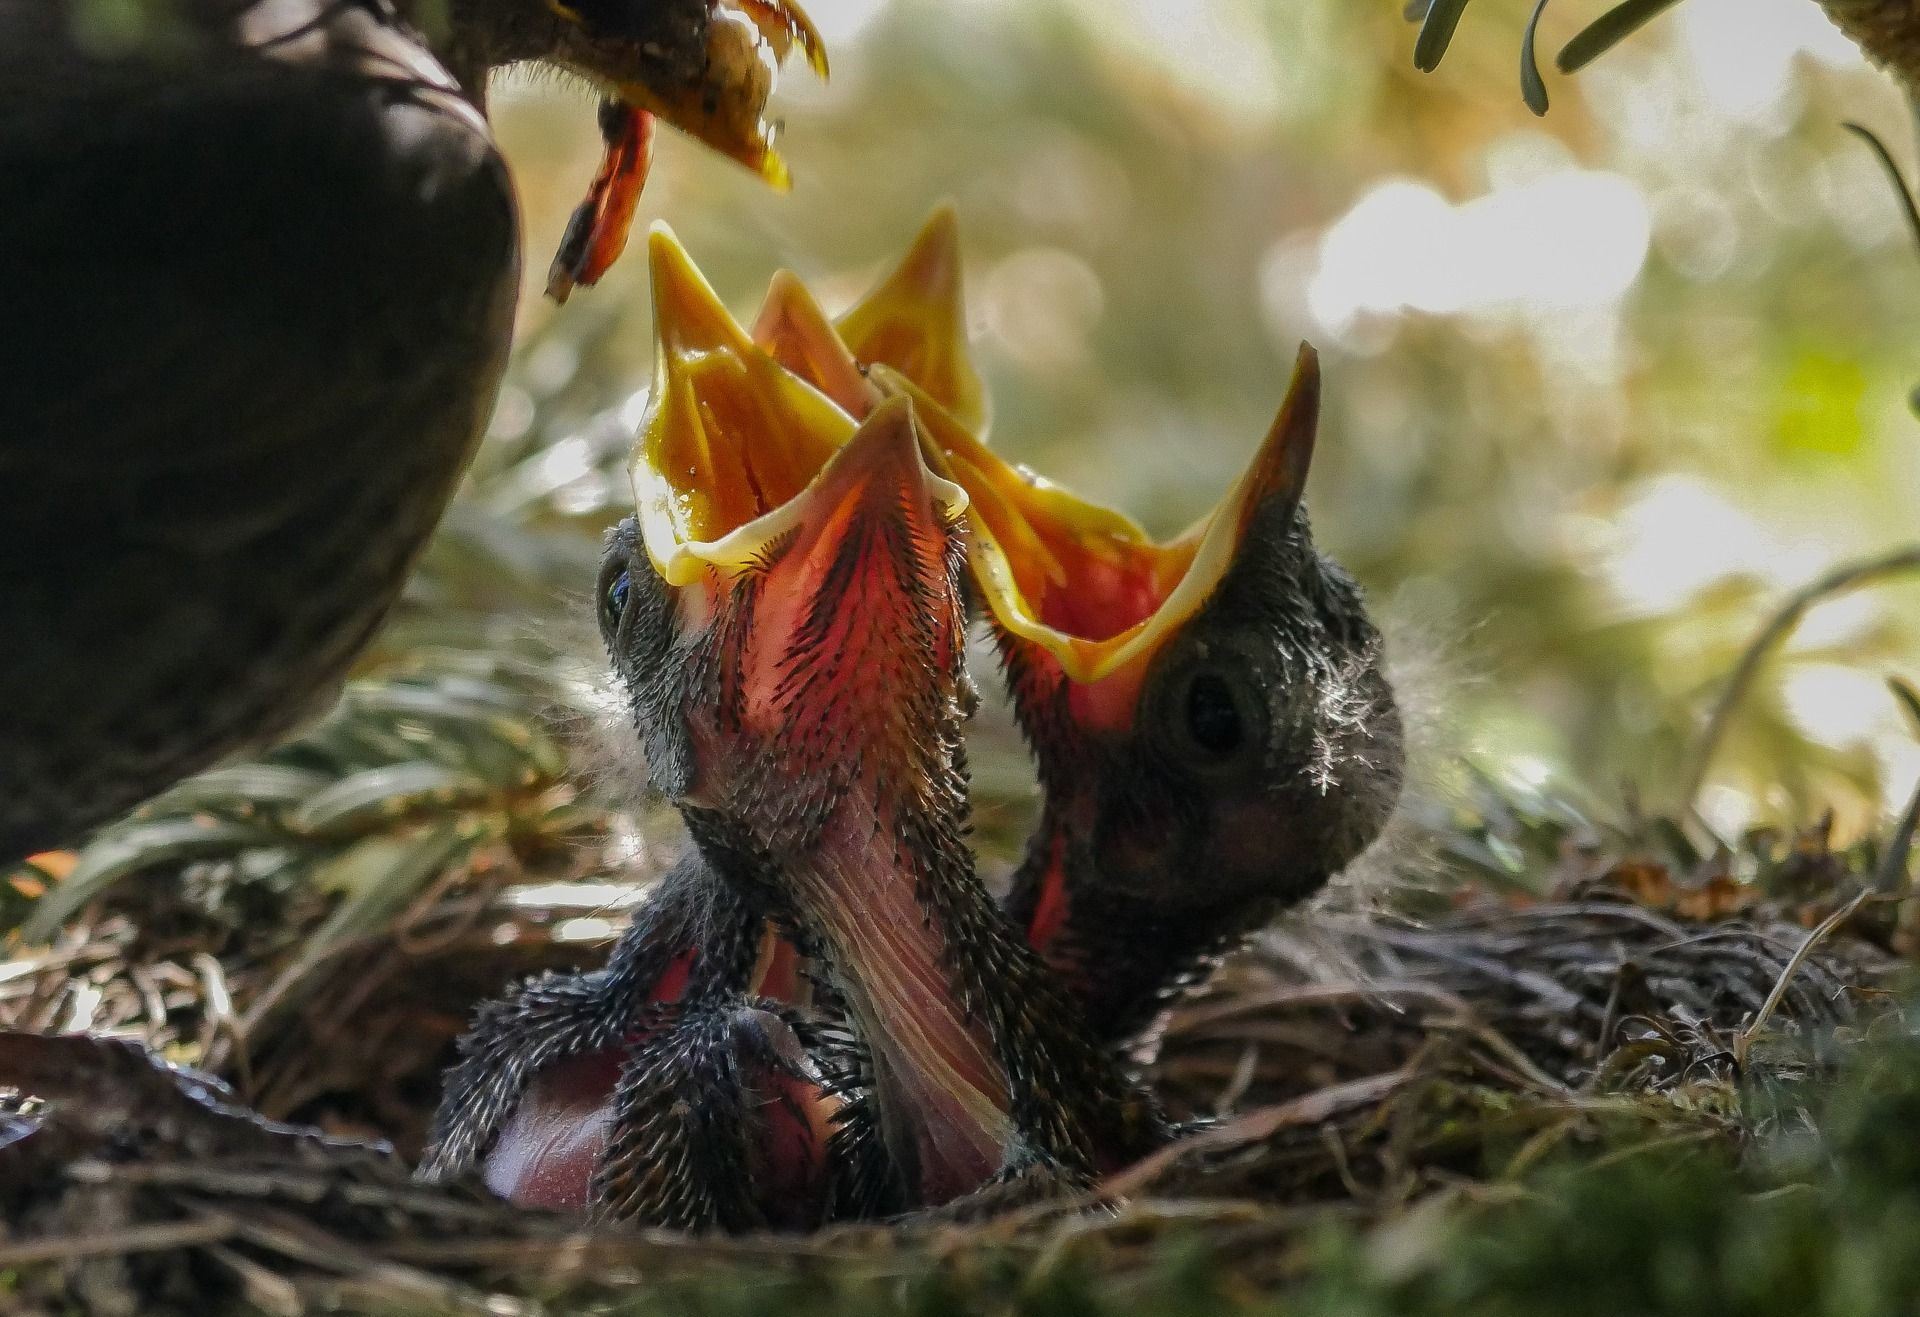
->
xmin=1185 ymin=672 xmax=1244 ymax=756
xmin=596 ymin=551 xmax=633 ymax=643
xmin=1154 ymin=656 xmax=1266 ymax=776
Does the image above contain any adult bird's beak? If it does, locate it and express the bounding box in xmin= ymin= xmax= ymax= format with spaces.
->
xmin=543 ymin=0 xmax=829 ymax=299
xmin=562 ymin=0 xmax=826 ymax=185
xmin=603 ymin=0 xmax=817 ymax=189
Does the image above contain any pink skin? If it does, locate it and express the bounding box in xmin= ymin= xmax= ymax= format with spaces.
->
xmin=477 ymin=934 xmax=834 ymax=1215
xmin=480 ymin=947 xmax=698 ymax=1210
xmin=483 ymin=1050 xmax=625 ymax=1211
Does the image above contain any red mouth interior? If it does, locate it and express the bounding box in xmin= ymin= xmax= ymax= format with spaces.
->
xmin=933 ymin=437 xmax=1196 ymax=649
xmin=1021 ymin=534 xmax=1182 ymax=643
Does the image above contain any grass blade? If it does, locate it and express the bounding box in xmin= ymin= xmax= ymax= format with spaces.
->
xmin=1841 ymin=123 xmax=1920 ymax=418
xmin=1522 ymin=0 xmax=1553 ymax=114
xmin=20 ymin=819 xmax=265 ymax=944
xmin=1557 ymin=0 xmax=1686 ymax=74
xmin=290 ymin=763 xmax=492 ymax=838
xmin=1842 ymin=122 xmax=1920 ymax=259
xmin=1414 ymin=0 xmax=1473 ymax=73
xmin=1891 ymin=676 xmax=1920 ymax=737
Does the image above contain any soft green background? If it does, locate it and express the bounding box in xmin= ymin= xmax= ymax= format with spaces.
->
xmin=422 ymin=0 xmax=1920 ymax=839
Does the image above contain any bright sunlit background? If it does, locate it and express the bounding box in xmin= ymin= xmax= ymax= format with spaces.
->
xmin=416 ymin=0 xmax=1920 ymax=841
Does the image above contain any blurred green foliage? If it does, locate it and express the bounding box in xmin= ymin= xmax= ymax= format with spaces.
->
xmin=404 ymin=0 xmax=1919 ymax=838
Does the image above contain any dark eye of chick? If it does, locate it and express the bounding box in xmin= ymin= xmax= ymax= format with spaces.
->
xmin=1185 ymin=672 xmax=1245 ymax=757
xmin=597 ymin=522 xmax=642 ymax=643
xmin=605 ymin=569 xmax=630 ymax=622
xmin=1155 ymin=656 xmax=1265 ymax=775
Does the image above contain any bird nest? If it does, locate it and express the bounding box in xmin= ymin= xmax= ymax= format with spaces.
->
xmin=0 ymin=672 xmax=1914 ymax=1315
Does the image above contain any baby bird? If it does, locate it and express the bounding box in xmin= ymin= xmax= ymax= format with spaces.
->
xmin=427 ymin=219 xmax=1403 ymax=1224
xmin=754 ymin=211 xmax=1405 ymax=1042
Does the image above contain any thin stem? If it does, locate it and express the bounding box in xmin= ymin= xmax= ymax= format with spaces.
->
xmin=1733 ymin=884 xmax=1873 ymax=1071
xmin=1678 ymin=545 xmax=1920 ymax=817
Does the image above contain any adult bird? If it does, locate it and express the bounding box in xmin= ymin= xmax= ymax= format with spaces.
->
xmin=0 ymin=0 xmax=821 ymax=865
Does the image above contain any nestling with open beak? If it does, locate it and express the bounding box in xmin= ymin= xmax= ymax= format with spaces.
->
xmin=753 ymin=210 xmax=1406 ymax=1044
xmin=427 ymin=217 xmax=1401 ymax=1225
xmin=613 ymin=378 xmax=1166 ymax=1212
xmin=923 ymin=349 xmax=1404 ymax=1043
xmin=427 ymin=234 xmax=1002 ymax=1226
xmin=420 ymin=233 xmax=883 ymax=1229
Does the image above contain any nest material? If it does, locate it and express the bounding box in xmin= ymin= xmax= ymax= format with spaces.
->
xmin=1 ymin=663 xmax=1913 ymax=1313
xmin=0 ymin=789 xmax=1906 ymax=1316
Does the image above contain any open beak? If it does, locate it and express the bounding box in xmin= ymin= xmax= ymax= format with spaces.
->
xmin=642 ymin=220 xmax=1317 ymax=724
xmin=606 ymin=0 xmax=826 ymax=189
xmin=752 ymin=205 xmax=987 ymax=432
xmin=901 ymin=347 xmax=1320 ymax=700
xmin=545 ymin=1 xmax=828 ymax=300
xmin=744 ymin=213 xmax=1320 ymax=703
xmin=630 ymin=225 xmax=965 ymax=596
xmin=744 ymin=390 xmax=966 ymax=682
xmin=853 ymin=344 xmax=1320 ymax=745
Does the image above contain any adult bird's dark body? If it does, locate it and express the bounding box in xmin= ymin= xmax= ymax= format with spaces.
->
xmin=0 ymin=0 xmax=819 ymax=864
